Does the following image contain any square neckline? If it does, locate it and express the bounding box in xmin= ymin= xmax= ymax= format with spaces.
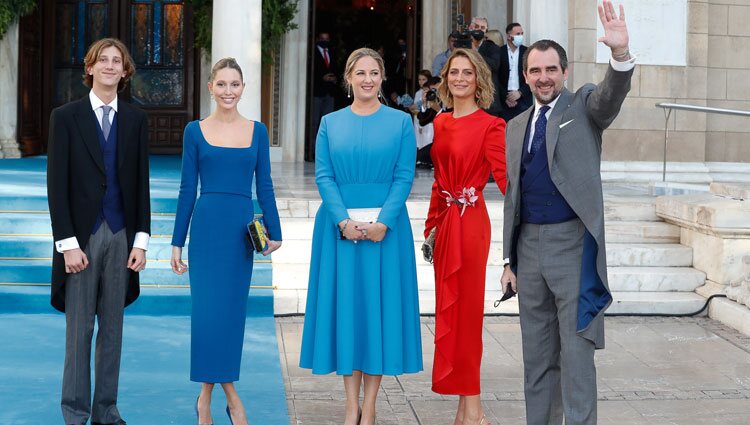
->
xmin=196 ymin=119 xmax=256 ymax=149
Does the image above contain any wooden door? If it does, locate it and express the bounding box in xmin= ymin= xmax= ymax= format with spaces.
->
xmin=18 ymin=0 xmax=197 ymax=154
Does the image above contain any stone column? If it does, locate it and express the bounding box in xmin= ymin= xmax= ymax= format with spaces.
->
xmin=211 ymin=0 xmax=262 ymax=121
xmin=421 ymin=0 xmax=452 ymax=71
xmin=0 ymin=22 xmax=21 ymax=158
xmin=199 ymin=51 xmax=212 ymax=119
xmin=513 ymin=0 xmax=568 ymax=49
xmin=278 ymin=0 xmax=309 ymax=162
xmin=472 ymin=0 xmax=508 ymax=35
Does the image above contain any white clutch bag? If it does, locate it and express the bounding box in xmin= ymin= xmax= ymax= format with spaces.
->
xmin=347 ymin=208 xmax=381 ymax=223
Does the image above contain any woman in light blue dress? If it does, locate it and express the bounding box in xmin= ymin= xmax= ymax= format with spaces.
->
xmin=170 ymin=58 xmax=282 ymax=425
xmin=300 ymin=48 xmax=422 ymax=425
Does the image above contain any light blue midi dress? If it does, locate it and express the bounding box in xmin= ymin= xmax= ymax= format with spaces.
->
xmin=172 ymin=120 xmax=282 ymax=383
xmin=300 ymin=105 xmax=423 ymax=375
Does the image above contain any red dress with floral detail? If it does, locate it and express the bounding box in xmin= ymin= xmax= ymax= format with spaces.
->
xmin=425 ymin=109 xmax=507 ymax=395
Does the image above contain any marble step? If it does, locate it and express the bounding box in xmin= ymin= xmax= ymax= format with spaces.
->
xmin=606 ymin=292 xmax=708 ymax=315
xmin=0 ymin=213 xmax=179 ymax=237
xmin=271 ymin=239 xmax=693 ymax=268
xmin=273 ymin=289 xmax=708 ymax=315
xmin=277 ymin=217 xmax=677 ymax=244
xmin=603 ymin=221 xmax=680 ymax=244
xmin=272 ymin=263 xmax=705 ymax=292
xmin=0 ymin=236 xmax=272 ymax=262
xmin=0 ymin=259 xmax=272 ymax=286
xmin=276 ymin=197 xmax=660 ymax=222
xmin=0 ymin=213 xmax=681 ymax=247
xmin=0 ymin=195 xmax=182 ymax=214
xmin=0 ymin=285 xmax=274 ymax=316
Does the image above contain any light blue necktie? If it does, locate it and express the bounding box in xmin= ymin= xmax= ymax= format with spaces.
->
xmin=101 ymin=105 xmax=112 ymax=140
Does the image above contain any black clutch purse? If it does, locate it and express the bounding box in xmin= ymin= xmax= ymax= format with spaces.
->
xmin=246 ymin=218 xmax=269 ymax=253
xmin=422 ymin=227 xmax=436 ymax=263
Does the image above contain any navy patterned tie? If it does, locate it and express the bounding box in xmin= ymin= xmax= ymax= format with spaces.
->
xmin=101 ymin=105 xmax=112 ymax=140
xmin=529 ymin=105 xmax=550 ymax=156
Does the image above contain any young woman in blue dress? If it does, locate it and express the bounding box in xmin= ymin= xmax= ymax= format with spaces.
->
xmin=170 ymin=58 xmax=282 ymax=425
xmin=299 ymin=48 xmax=423 ymax=425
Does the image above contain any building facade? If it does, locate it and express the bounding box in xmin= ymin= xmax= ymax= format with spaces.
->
xmin=1 ymin=0 xmax=749 ymax=176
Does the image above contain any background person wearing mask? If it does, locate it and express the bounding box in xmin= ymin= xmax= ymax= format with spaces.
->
xmin=498 ymin=23 xmax=532 ymax=122
xmin=469 ymin=16 xmax=503 ymax=117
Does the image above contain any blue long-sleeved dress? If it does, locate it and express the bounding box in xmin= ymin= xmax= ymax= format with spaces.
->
xmin=172 ymin=120 xmax=282 ymax=383
xmin=300 ymin=105 xmax=423 ymax=375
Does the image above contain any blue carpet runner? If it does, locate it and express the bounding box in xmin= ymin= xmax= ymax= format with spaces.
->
xmin=0 ymin=156 xmax=289 ymax=424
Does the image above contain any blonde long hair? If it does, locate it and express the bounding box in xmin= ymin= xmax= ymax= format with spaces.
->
xmin=437 ymin=48 xmax=495 ymax=109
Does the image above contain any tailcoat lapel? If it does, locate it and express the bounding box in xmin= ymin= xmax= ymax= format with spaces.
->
xmin=545 ymin=89 xmax=573 ymax=169
xmin=508 ymin=107 xmax=534 ymax=206
xmin=117 ymin=100 xmax=130 ymax=170
xmin=73 ymin=97 xmax=105 ymax=174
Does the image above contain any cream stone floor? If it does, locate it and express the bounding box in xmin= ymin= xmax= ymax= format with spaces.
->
xmin=278 ymin=316 xmax=750 ymax=425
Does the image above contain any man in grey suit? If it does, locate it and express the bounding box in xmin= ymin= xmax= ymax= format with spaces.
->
xmin=501 ymin=2 xmax=634 ymax=424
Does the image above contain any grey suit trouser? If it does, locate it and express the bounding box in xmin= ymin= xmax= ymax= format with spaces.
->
xmin=61 ymin=222 xmax=128 ymax=425
xmin=517 ymin=219 xmax=597 ymax=425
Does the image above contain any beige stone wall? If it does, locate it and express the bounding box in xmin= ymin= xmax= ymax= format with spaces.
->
xmin=567 ymin=0 xmax=750 ymax=163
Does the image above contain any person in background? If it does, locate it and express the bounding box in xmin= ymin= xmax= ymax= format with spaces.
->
xmin=432 ymin=33 xmax=456 ymax=76
xmin=485 ymin=30 xmax=504 ymax=48
xmin=308 ymin=31 xmax=338 ymax=162
xmin=498 ymin=23 xmax=533 ymax=122
xmin=410 ymin=69 xmax=432 ymax=112
xmin=469 ymin=16 xmax=503 ymax=117
xmin=415 ymin=76 xmax=443 ymax=169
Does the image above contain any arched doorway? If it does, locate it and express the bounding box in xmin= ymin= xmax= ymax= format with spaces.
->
xmin=304 ymin=0 xmax=421 ymax=162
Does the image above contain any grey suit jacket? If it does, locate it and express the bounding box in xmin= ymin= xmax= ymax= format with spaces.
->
xmin=502 ymin=64 xmax=633 ymax=347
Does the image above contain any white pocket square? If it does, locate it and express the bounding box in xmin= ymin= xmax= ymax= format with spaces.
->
xmin=559 ymin=119 xmax=575 ymax=129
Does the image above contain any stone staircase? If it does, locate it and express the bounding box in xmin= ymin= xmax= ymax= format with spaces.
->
xmin=272 ymin=196 xmax=708 ymax=315
xmin=0 ymin=199 xmax=274 ymax=304
xmin=0 ymin=172 xmax=708 ymax=316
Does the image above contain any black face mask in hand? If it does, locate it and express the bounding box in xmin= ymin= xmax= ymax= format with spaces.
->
xmin=494 ymin=282 xmax=517 ymax=307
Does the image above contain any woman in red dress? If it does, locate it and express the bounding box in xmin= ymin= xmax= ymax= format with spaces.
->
xmin=425 ymin=48 xmax=507 ymax=425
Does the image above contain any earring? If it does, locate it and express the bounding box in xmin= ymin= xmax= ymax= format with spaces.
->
xmin=347 ymin=86 xmax=352 ymax=98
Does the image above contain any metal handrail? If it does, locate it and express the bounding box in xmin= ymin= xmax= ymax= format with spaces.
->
xmin=655 ymin=103 xmax=750 ymax=182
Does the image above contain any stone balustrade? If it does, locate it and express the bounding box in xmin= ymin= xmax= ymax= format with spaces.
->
xmin=656 ymin=182 xmax=750 ymax=335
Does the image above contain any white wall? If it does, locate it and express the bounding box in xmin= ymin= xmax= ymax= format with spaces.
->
xmin=0 ymin=23 xmax=20 ymax=158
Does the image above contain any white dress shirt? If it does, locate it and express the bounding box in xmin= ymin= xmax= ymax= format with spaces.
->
xmin=507 ymin=46 xmax=520 ymax=91
xmin=55 ymin=91 xmax=150 ymax=253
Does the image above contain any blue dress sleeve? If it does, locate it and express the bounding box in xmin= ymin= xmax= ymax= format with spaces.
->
xmin=171 ymin=122 xmax=199 ymax=247
xmin=315 ymin=115 xmax=349 ymax=225
xmin=377 ymin=112 xmax=416 ymax=229
xmin=254 ymin=123 xmax=282 ymax=241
